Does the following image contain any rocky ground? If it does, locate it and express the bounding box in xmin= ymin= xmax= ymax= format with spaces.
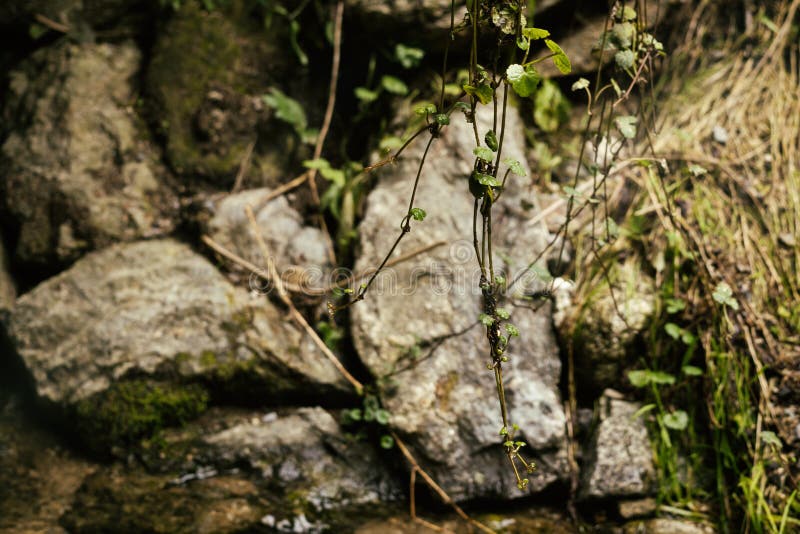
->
xmin=0 ymin=1 xmax=722 ymax=532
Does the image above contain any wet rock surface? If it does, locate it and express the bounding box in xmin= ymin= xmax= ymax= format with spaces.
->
xmin=6 ymin=239 xmax=349 ymax=450
xmin=580 ymin=390 xmax=655 ymax=500
xmin=0 ymin=41 xmax=177 ymax=268
xmin=351 ymin=106 xmax=568 ymax=501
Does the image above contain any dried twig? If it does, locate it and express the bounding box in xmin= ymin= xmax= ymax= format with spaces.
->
xmin=34 ymin=13 xmax=69 ymax=33
xmin=306 ymin=0 xmax=345 ymax=264
xmin=231 ymin=140 xmax=255 ymax=194
xmin=244 ymin=204 xmax=363 ymax=392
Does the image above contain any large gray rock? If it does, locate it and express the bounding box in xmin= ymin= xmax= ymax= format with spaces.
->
xmin=202 ymin=407 xmax=401 ymax=513
xmin=580 ymin=390 xmax=655 ymax=499
xmin=0 ymin=41 xmax=176 ymax=267
xmin=351 ymin=106 xmax=568 ymax=501
xmin=61 ymin=407 xmax=401 ymax=533
xmin=7 ymin=240 xmax=349 ymax=431
xmin=202 ymin=189 xmax=331 ymax=292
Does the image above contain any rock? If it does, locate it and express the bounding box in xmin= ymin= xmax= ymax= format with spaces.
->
xmin=346 ymin=0 xmax=563 ymax=47
xmin=6 ymin=239 xmax=350 ymax=451
xmin=62 ymin=407 xmax=401 ymax=532
xmin=0 ymin=238 xmax=14 ymax=312
xmin=533 ymin=2 xmax=665 ymax=78
xmin=350 ymin=105 xmax=568 ymax=501
xmin=618 ymin=497 xmax=657 ymax=519
xmin=0 ymin=41 xmax=176 ymax=268
xmin=145 ymin=1 xmax=307 ymax=187
xmin=201 ymin=189 xmax=331 ymax=292
xmin=623 ymin=518 xmax=717 ymax=534
xmin=200 ymin=407 xmax=401 ymax=514
xmin=580 ymin=390 xmax=655 ymax=499
xmin=570 ymin=259 xmax=654 ymax=396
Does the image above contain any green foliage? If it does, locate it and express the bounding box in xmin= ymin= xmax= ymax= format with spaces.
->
xmin=264 ymin=88 xmax=318 ymax=144
xmin=533 ymin=80 xmax=571 ymax=132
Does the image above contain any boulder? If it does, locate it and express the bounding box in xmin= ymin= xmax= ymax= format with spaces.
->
xmin=623 ymin=518 xmax=717 ymax=534
xmin=201 ymin=189 xmax=331 ymax=293
xmin=570 ymin=259 xmax=654 ymax=396
xmin=579 ymin=390 xmax=655 ymax=499
xmin=6 ymin=239 xmax=350 ymax=451
xmin=145 ymin=0 xmax=307 ymax=187
xmin=61 ymin=407 xmax=401 ymax=532
xmin=351 ymin=105 xmax=568 ymax=501
xmin=0 ymin=41 xmax=176 ymax=268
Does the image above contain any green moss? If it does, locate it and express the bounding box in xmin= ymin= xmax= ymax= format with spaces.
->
xmin=199 ymin=350 xmax=217 ymax=367
xmin=75 ymin=380 xmax=209 ymax=454
xmin=146 ymin=1 xmax=247 ymax=177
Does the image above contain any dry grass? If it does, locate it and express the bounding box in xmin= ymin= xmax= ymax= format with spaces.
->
xmin=559 ymin=0 xmax=799 ymax=528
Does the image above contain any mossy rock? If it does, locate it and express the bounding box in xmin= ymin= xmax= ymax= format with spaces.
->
xmin=74 ymin=380 xmax=209 ymax=455
xmin=145 ymin=0 xmax=291 ymax=184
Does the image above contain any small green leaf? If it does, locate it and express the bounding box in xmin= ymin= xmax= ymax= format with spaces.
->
xmin=628 ymin=370 xmax=649 ymax=388
xmin=347 ymin=408 xmax=362 ymax=421
xmin=499 ymin=426 xmax=508 ymax=435
xmin=409 ymin=207 xmax=427 ymax=221
xmin=761 ymin=430 xmax=782 ymax=448
xmin=522 ymin=27 xmax=550 ymax=39
xmin=505 ymin=323 xmax=520 ymax=337
xmin=687 ymin=164 xmax=708 ymax=177
xmin=394 ymin=43 xmax=425 ymax=69
xmin=712 ymin=282 xmax=739 ymax=310
xmin=263 ymin=88 xmax=308 ymax=131
xmin=633 ymin=403 xmax=657 ymax=419
xmin=665 ymin=298 xmax=686 ymax=314
xmin=615 ymin=115 xmax=638 ymax=139
xmin=571 ymin=77 xmax=590 ymax=91
xmin=663 ymin=410 xmax=689 ymax=430
xmin=621 ymin=6 xmax=637 ymax=21
xmin=354 ymin=87 xmax=379 ymax=103
xmin=434 ymin=113 xmax=450 ymax=125
xmin=375 ymin=409 xmax=391 ymax=425
xmin=545 ymin=39 xmax=571 ymax=74
xmin=615 ymin=49 xmax=635 ymax=69
xmin=506 ymin=63 xmax=541 ymax=98
xmin=414 ymin=103 xmax=437 ymax=115
xmin=650 ymin=371 xmax=677 ymax=385
xmin=485 ymin=130 xmax=499 ymax=151
xmin=563 ymin=185 xmax=580 ymax=198
xmin=476 ymin=173 xmax=500 ymax=187
xmin=479 ymin=313 xmax=495 ymax=326
xmin=463 ymin=83 xmax=494 ymax=104
xmin=380 ymin=434 xmax=395 ymax=449
xmin=682 ymin=365 xmax=703 ymax=376
xmin=502 ymin=158 xmax=526 ymax=176
xmin=496 ymin=308 xmax=510 ymax=319
xmin=665 ymin=322 xmax=682 ymax=340
xmin=473 ymin=146 xmax=494 ymax=163
xmin=381 ymin=75 xmax=408 ymax=95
